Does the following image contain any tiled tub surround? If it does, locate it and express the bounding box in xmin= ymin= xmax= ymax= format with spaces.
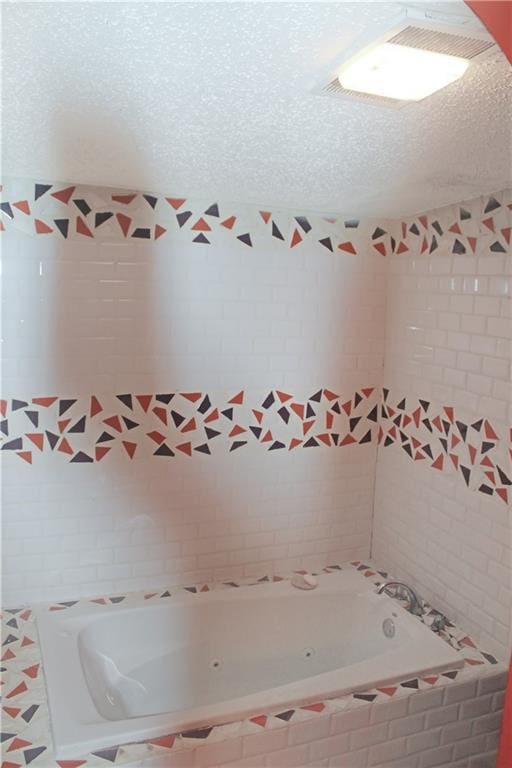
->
xmin=373 ymin=189 xmax=512 ymax=663
xmin=0 ymin=563 xmax=506 ymax=768
xmin=1 ymin=176 xmax=389 ymax=606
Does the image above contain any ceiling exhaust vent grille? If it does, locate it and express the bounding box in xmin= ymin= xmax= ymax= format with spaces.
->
xmin=322 ymin=78 xmax=408 ymax=109
xmin=388 ymin=25 xmax=495 ymax=59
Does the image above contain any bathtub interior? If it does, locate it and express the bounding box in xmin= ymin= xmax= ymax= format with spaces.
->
xmin=77 ymin=589 xmax=415 ymax=721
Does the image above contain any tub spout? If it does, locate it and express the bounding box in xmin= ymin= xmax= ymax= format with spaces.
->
xmin=377 ymin=581 xmax=424 ymax=616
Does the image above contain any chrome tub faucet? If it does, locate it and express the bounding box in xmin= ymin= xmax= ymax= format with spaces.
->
xmin=377 ymin=581 xmax=424 ymax=616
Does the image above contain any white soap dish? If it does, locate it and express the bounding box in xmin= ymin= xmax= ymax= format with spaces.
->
xmin=291 ymin=573 xmax=318 ymax=590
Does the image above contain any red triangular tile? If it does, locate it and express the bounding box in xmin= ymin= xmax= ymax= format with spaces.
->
xmin=290 ymin=228 xmax=302 ymax=248
xmin=116 ymin=212 xmax=132 ymax=237
xmin=165 ymin=197 xmax=186 ymax=209
xmin=152 ymin=406 xmax=167 ymax=425
xmin=7 ymin=737 xmax=31 ymax=752
xmin=181 ymin=418 xmax=197 ymax=433
xmin=103 ymin=415 xmax=122 ymax=432
xmin=76 ymin=216 xmax=93 ymax=238
xmin=204 ymin=408 xmax=219 ymax=423
xmin=252 ymin=409 xmax=263 ymax=424
xmin=25 ymin=434 xmax=44 ymax=451
xmin=57 ymin=438 xmax=73 ymax=455
xmin=302 ymin=420 xmax=315 ymax=435
xmin=136 ymin=394 xmax=152 ymax=412
xmin=147 ymin=735 xmax=176 ymax=749
xmin=22 ymin=663 xmax=39 ymax=679
xmin=496 ymin=488 xmax=509 ymax=503
xmin=34 ymin=219 xmax=53 ymax=234
xmin=12 ymin=200 xmax=31 ymax=215
xmin=32 ymin=396 xmax=57 ymax=407
xmin=122 ymin=441 xmax=137 ymax=459
xmin=6 ymin=681 xmax=28 ymax=698
xmin=191 ymin=217 xmax=211 ymax=231
xmin=51 ymin=186 xmax=75 ymax=204
xmin=431 ymin=454 xmax=444 ymax=471
xmin=181 ymin=392 xmax=202 ymax=403
xmin=290 ymin=403 xmax=304 ymax=419
xmin=147 ymin=430 xmax=166 ymax=445
xmin=95 ymin=446 xmax=111 ymax=461
xmin=250 ymin=715 xmax=267 ymax=727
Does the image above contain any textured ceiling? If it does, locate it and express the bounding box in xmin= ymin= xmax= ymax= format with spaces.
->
xmin=2 ymin=1 xmax=511 ymax=217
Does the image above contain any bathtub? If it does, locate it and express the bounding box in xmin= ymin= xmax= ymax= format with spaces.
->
xmin=35 ymin=568 xmax=463 ymax=758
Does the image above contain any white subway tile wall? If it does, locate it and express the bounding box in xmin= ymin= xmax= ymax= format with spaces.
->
xmin=373 ymin=190 xmax=511 ymax=661
xmin=1 ymin=187 xmax=386 ymax=605
xmin=1 ymin=181 xmax=510 ymax=671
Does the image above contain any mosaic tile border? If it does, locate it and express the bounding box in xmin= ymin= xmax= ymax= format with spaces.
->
xmin=0 ymin=386 xmax=379 ymax=464
xmin=379 ymin=390 xmax=511 ymax=505
xmin=1 ymin=181 xmax=510 ymax=259
xmin=391 ymin=190 xmax=511 ymax=257
xmin=1 ymin=386 xmax=510 ymax=505
xmin=0 ymin=561 xmax=502 ymax=767
xmin=0 ymin=179 xmax=375 ymax=256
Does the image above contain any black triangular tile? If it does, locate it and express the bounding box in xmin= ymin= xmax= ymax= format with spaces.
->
xmin=116 ymin=394 xmax=133 ymax=409
xmin=295 ymin=215 xmax=311 ymax=233
xmin=35 ymin=183 xmax=52 ymax=200
xmin=262 ymin=392 xmax=275 ymax=409
xmin=204 ymin=203 xmax=219 ymax=217
xmin=154 ymin=443 xmax=174 ymax=457
xmin=59 ymin=399 xmax=76 ymax=416
xmin=54 ymin=218 xmax=69 ymax=238
xmin=237 ymin=233 xmax=252 ymax=247
xmin=318 ymin=237 xmax=333 ymax=251
xmin=73 ymin=198 xmax=91 ymax=216
xmin=95 ymin=211 xmax=113 ymax=227
xmin=198 ymin=395 xmax=211 ymax=414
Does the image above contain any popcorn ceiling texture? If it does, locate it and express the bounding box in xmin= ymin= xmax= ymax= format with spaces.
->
xmin=2 ymin=1 xmax=512 ymax=218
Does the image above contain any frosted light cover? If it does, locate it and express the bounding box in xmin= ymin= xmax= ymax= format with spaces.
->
xmin=338 ymin=42 xmax=469 ymax=101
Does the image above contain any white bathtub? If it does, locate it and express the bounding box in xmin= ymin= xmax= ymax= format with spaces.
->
xmin=36 ymin=568 xmax=463 ymax=758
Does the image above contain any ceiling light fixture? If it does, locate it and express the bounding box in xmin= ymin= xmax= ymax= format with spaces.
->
xmin=313 ymin=10 xmax=497 ymax=108
xmin=337 ymin=42 xmax=469 ymax=101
